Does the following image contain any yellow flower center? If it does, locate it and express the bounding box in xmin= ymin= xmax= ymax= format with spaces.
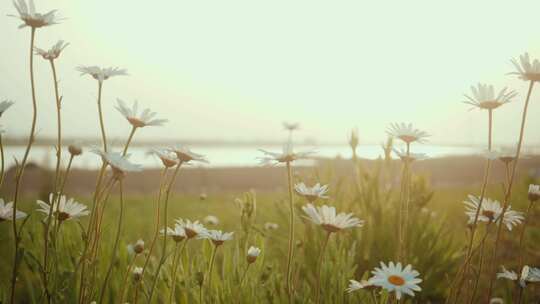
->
xmin=388 ymin=275 xmax=405 ymax=286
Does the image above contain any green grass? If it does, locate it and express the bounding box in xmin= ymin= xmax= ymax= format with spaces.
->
xmin=1 ymin=159 xmax=539 ymax=303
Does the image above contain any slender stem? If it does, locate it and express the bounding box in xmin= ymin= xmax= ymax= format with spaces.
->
xmin=122 ymin=126 xmax=137 ymax=156
xmin=0 ymin=135 xmax=4 ymax=188
xmin=50 ymin=59 xmax=62 ymax=192
xmin=468 ymin=223 xmax=492 ymax=304
xmin=168 ymin=240 xmax=188 ymax=304
xmin=485 ymin=81 xmax=535 ymax=302
xmin=134 ymin=284 xmax=140 ymax=304
xmin=450 ymin=109 xmax=494 ymax=304
xmin=239 ymin=264 xmax=251 ymax=286
xmin=204 ymin=245 xmax=219 ymax=301
xmin=140 ymin=168 xmax=169 ymax=279
xmin=10 ymin=26 xmax=37 ymax=304
xmin=96 ymin=81 xmax=107 ymax=152
xmin=513 ymin=200 xmax=534 ymax=302
xmin=98 ymin=179 xmax=124 ymax=303
xmin=516 ymin=286 xmax=524 ymax=304
xmin=315 ymin=232 xmax=331 ymax=304
xmin=148 ymin=161 xmax=184 ymax=300
xmin=119 ymin=254 xmax=137 ymax=304
xmin=285 ymin=161 xmax=295 ymax=302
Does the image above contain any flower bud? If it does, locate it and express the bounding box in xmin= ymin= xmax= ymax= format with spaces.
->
xmin=246 ymin=246 xmax=261 ymax=264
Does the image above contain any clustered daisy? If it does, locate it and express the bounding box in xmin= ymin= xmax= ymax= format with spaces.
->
xmin=162 ymin=223 xmax=187 ymax=243
xmin=246 ymin=246 xmax=261 ymax=264
xmin=169 ymin=146 xmax=208 ymax=164
xmin=294 ymin=182 xmax=329 ymax=202
xmin=36 ymin=194 xmax=89 ymax=222
xmin=93 ymin=150 xmax=143 ymax=178
xmin=463 ymin=83 xmax=517 ymax=111
xmin=258 ymin=140 xmax=314 ymax=165
xmin=387 ymin=123 xmax=429 ymax=144
xmin=393 ymin=148 xmax=428 ymax=163
xmin=116 ymin=99 xmax=168 ymax=128
xmin=201 ymin=229 xmax=234 ymax=246
xmin=510 ymin=53 xmax=540 ymax=82
xmin=0 ymin=100 xmax=15 ymax=117
xmin=464 ymin=195 xmax=523 ymax=230
xmin=302 ymin=203 xmax=363 ymax=233
xmin=34 ymin=40 xmax=68 ymax=60
xmin=0 ymin=198 xmax=27 ymax=221
xmin=10 ymin=0 xmax=60 ymax=29
xmin=176 ymin=218 xmax=207 ymax=239
xmin=77 ymin=66 xmax=128 ymax=83
xmin=497 ymin=265 xmax=540 ymax=288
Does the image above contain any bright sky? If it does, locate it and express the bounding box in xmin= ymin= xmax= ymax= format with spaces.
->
xmin=1 ymin=0 xmax=540 ymax=146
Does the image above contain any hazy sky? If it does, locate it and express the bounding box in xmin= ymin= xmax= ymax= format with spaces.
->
xmin=1 ymin=0 xmax=540 ymax=146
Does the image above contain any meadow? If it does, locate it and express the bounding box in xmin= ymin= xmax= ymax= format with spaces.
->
xmin=2 ymin=0 xmax=540 ymax=303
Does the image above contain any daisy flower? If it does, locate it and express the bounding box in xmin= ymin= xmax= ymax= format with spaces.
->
xmin=34 ymin=40 xmax=68 ymax=60
xmin=283 ymin=121 xmax=300 ymax=132
xmin=10 ymin=0 xmax=60 ymax=29
xmin=497 ymin=265 xmax=540 ymax=288
xmin=169 ymin=146 xmax=208 ymax=164
xmin=510 ymin=53 xmax=540 ymax=82
xmin=0 ymin=198 xmax=27 ymax=221
xmin=127 ymin=239 xmax=145 ymax=255
xmin=370 ymin=261 xmax=422 ymax=300
xmin=345 ymin=279 xmax=377 ymax=293
xmin=264 ymin=222 xmax=279 ymax=230
xmin=528 ymin=184 xmax=540 ymax=202
xmin=116 ymin=99 xmax=167 ymax=128
xmin=93 ymin=150 xmax=142 ymax=178
xmin=200 ymin=229 xmax=234 ymax=246
xmin=36 ymin=193 xmax=89 ymax=222
xmin=203 ymin=215 xmax=219 ymax=226
xmin=464 ymin=195 xmax=523 ymax=230
xmin=175 ymin=218 xmax=207 ymax=239
xmin=149 ymin=148 xmax=178 ymax=168
xmin=302 ymin=203 xmax=363 ymax=233
xmin=463 ymin=84 xmax=517 ymax=110
xmin=76 ymin=66 xmax=128 ymax=83
xmin=68 ymin=141 xmax=83 ymax=156
xmin=132 ymin=266 xmax=143 ymax=282
xmin=246 ymin=246 xmax=261 ymax=264
xmin=258 ymin=140 xmax=314 ymax=165
xmin=393 ymin=148 xmax=428 ymax=163
xmin=294 ymin=182 xmax=329 ymax=202
xmin=162 ymin=223 xmax=187 ymax=242
xmin=0 ymin=100 xmax=15 ymax=117
xmin=387 ymin=123 xmax=429 ymax=144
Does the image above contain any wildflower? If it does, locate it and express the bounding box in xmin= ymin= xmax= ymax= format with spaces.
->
xmin=76 ymin=66 xmax=128 ymax=83
xmin=0 ymin=198 xmax=27 ymax=221
xmin=200 ymin=193 xmax=208 ymax=200
xmin=393 ymin=148 xmax=428 ymax=163
xmin=349 ymin=129 xmax=359 ymax=151
xmin=283 ymin=121 xmax=300 ymax=132
xmin=203 ymin=215 xmax=219 ymax=226
xmin=246 ymin=246 xmax=261 ymax=264
xmin=370 ymin=261 xmax=422 ymax=300
xmin=258 ymin=140 xmax=314 ymax=165
xmin=387 ymin=123 xmax=429 ymax=144
xmin=497 ymin=265 xmax=540 ymax=288
xmin=68 ymin=141 xmax=83 ymax=156
xmin=528 ymin=184 xmax=540 ymax=202
xmin=34 ymin=40 xmax=68 ymax=60
xmin=150 ymin=148 xmax=178 ymax=168
xmin=264 ymin=222 xmax=279 ymax=230
xmin=127 ymin=239 xmax=145 ymax=255
xmin=36 ymin=193 xmax=89 ymax=222
xmin=162 ymin=223 xmax=187 ymax=242
xmin=463 ymin=84 xmax=516 ymax=110
xmin=132 ymin=266 xmax=143 ymax=282
xmin=464 ymin=195 xmax=523 ymax=230
xmin=169 ymin=146 xmax=208 ymax=164
xmin=175 ymin=218 xmax=207 ymax=239
xmin=510 ymin=53 xmax=540 ymax=82
xmin=116 ymin=99 xmax=167 ymax=128
xmin=302 ymin=203 xmax=363 ymax=233
xmin=346 ymin=279 xmax=377 ymax=293
xmin=93 ymin=150 xmax=142 ymax=179
xmin=10 ymin=0 xmax=60 ymax=29
xmin=200 ymin=229 xmax=234 ymax=246
xmin=0 ymin=100 xmax=15 ymax=117
xmin=294 ymin=182 xmax=329 ymax=202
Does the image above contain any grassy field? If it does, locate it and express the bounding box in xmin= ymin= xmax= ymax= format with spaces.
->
xmin=1 ymin=157 xmax=539 ymax=303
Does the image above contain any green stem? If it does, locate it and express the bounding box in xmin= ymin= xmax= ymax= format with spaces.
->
xmin=485 ymin=81 xmax=535 ymax=302
xmin=204 ymin=245 xmax=219 ymax=301
xmin=0 ymin=135 xmax=4 ymax=188
xmin=98 ymin=180 xmax=125 ymax=303
xmin=96 ymin=81 xmax=107 ymax=152
xmin=315 ymin=232 xmax=331 ymax=304
xmin=239 ymin=264 xmax=251 ymax=286
xmin=122 ymin=126 xmax=137 ymax=156
xmin=285 ymin=161 xmax=295 ymax=302
xmin=168 ymin=240 xmax=188 ymax=304
xmin=10 ymin=26 xmax=37 ymax=304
